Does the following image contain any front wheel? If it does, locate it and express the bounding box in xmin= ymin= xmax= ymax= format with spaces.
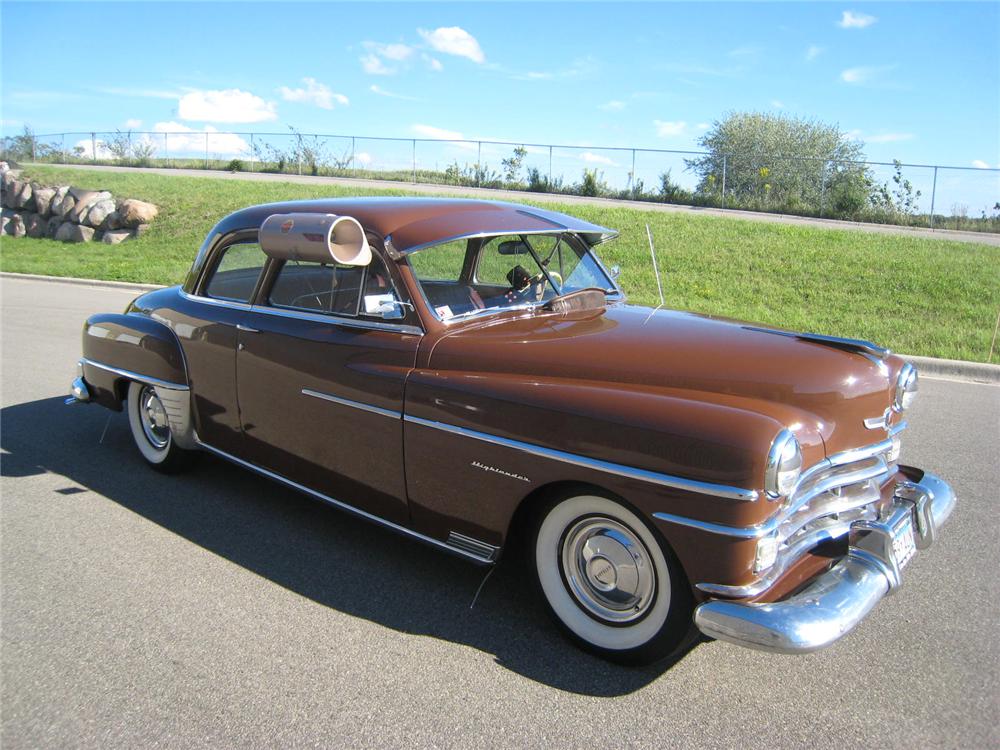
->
xmin=126 ymin=381 xmax=195 ymax=473
xmin=531 ymin=492 xmax=694 ymax=665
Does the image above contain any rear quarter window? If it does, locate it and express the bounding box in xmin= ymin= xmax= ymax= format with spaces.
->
xmin=204 ymin=243 xmax=266 ymax=302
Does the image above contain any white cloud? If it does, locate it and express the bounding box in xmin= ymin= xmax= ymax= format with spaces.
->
xmin=771 ymin=99 xmax=785 ymax=109
xmin=418 ymin=27 xmax=485 ymax=63
xmin=279 ymin=77 xmax=348 ymax=109
xmin=411 ymin=123 xmax=476 ymax=150
xmin=151 ymin=122 xmax=249 ymax=156
xmin=838 ymin=10 xmax=877 ymax=29
xmin=581 ymin=152 xmax=617 ymax=166
xmin=696 ymin=122 xmax=711 ymax=130
xmin=654 ymin=120 xmax=687 ymax=137
xmin=124 ymin=118 xmax=143 ymax=129
xmin=366 ymin=42 xmax=414 ymax=61
xmin=806 ymin=45 xmax=824 ymax=62
xmin=600 ymin=100 xmax=626 ymax=112
xmin=73 ymin=138 xmax=114 ymax=159
xmin=423 ymin=54 xmax=443 ymax=72
xmin=864 ymin=132 xmax=914 ymax=143
xmin=370 ymin=85 xmax=418 ymax=101
xmin=840 ymin=65 xmax=895 ymax=85
xmin=360 ymin=54 xmax=394 ymax=75
xmin=971 ymin=159 xmax=991 ymax=169
xmin=356 ymin=152 xmax=373 ymax=165
xmin=177 ymin=88 xmax=276 ymax=123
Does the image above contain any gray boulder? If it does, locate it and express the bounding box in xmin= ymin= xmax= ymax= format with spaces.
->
xmin=55 ymin=192 xmax=76 ymax=218
xmin=118 ymin=199 xmax=158 ymax=227
xmin=10 ymin=213 xmax=26 ymax=238
xmin=85 ymin=198 xmax=116 ymax=228
xmin=103 ymin=210 xmax=122 ymax=230
xmin=133 ymin=223 xmax=151 ymax=237
xmin=55 ymin=222 xmax=95 ymax=242
xmin=15 ymin=182 xmax=34 ymax=211
xmin=4 ymin=179 xmax=21 ymax=208
xmin=25 ymin=213 xmax=46 ymax=238
xmin=33 ymin=187 xmax=56 ymax=217
xmin=69 ymin=190 xmax=109 ymax=223
xmin=101 ymin=229 xmax=133 ymax=245
xmin=50 ymin=186 xmax=70 ymax=215
xmin=46 ymin=216 xmax=63 ymax=238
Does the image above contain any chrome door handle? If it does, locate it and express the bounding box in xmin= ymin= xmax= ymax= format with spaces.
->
xmin=236 ymin=324 xmax=260 ymax=333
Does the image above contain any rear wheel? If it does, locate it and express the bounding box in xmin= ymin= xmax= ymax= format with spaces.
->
xmin=531 ymin=491 xmax=694 ymax=665
xmin=126 ymin=381 xmax=195 ymax=473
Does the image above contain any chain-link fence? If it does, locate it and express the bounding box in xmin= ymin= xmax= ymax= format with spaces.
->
xmin=6 ymin=129 xmax=999 ymax=233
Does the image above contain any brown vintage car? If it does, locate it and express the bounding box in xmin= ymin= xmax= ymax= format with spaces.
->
xmin=69 ymin=197 xmax=955 ymax=664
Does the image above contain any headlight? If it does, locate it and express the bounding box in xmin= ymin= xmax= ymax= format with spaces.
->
xmin=894 ymin=364 xmax=918 ymax=412
xmin=765 ymin=429 xmax=803 ymax=500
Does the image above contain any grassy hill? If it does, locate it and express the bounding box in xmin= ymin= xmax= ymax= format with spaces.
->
xmin=3 ymin=164 xmax=998 ymax=363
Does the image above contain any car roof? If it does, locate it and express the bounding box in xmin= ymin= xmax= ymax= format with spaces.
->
xmin=210 ymin=197 xmax=618 ymax=255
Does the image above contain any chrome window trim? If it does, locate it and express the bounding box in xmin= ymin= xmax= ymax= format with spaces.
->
xmin=301 ymin=388 xmax=401 ymax=419
xmin=194 ymin=437 xmax=494 ymax=565
xmin=249 ymin=304 xmax=424 ymax=336
xmin=81 ymin=357 xmax=189 ymax=391
xmin=403 ymin=415 xmax=758 ymax=502
xmin=179 ymin=289 xmax=253 ymax=311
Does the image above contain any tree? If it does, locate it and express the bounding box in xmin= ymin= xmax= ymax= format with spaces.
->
xmin=685 ymin=112 xmax=869 ymax=214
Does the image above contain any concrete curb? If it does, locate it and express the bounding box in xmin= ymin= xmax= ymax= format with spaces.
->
xmin=1 ymin=271 xmax=164 ymax=293
xmin=2 ymin=271 xmax=997 ymax=382
xmin=903 ymin=354 xmax=1000 ymax=385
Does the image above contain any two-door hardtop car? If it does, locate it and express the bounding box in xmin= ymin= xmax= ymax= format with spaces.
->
xmin=69 ymin=197 xmax=955 ymax=664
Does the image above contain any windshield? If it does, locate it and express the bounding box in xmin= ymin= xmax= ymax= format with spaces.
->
xmin=407 ymin=232 xmax=617 ymax=321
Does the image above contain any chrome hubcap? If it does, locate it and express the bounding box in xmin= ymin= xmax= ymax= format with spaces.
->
xmin=561 ymin=516 xmax=656 ymax=624
xmin=139 ymin=385 xmax=170 ymax=449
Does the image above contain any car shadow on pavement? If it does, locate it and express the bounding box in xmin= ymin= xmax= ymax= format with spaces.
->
xmin=2 ymin=397 xmax=700 ymax=696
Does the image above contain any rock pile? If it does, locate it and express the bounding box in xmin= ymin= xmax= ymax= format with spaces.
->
xmin=0 ymin=162 xmax=157 ymax=244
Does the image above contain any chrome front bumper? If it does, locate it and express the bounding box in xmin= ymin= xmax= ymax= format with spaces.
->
xmin=694 ymin=472 xmax=956 ymax=654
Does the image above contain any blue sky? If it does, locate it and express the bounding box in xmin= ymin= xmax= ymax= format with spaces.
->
xmin=2 ymin=1 xmax=998 ymax=204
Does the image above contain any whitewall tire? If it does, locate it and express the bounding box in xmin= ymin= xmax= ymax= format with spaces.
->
xmin=532 ymin=492 xmax=693 ymax=664
xmin=126 ymin=380 xmax=194 ymax=473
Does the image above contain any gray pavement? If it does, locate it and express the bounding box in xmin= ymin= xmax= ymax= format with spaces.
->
xmin=2 ymin=275 xmax=998 ymax=748
xmin=29 ymin=162 xmax=1000 ymax=247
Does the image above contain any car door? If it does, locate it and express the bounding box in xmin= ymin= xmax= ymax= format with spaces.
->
xmin=235 ymin=251 xmax=422 ymax=525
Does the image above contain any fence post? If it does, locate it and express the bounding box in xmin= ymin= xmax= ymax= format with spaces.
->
xmin=249 ymin=133 xmax=255 ymax=173
xmin=721 ymin=154 xmax=727 ymax=208
xmin=819 ymin=160 xmax=828 ymax=218
xmin=91 ymin=133 xmax=97 ymax=164
xmin=205 ymin=132 xmax=209 ymax=169
xmin=351 ymin=136 xmax=356 ymax=176
xmin=929 ymin=166 xmax=938 ymax=228
xmin=477 ymin=141 xmax=482 ymax=187
xmin=548 ymin=145 xmax=553 ymax=185
xmin=164 ymin=133 xmax=169 ymax=168
xmin=630 ymin=149 xmax=636 ymax=194
xmin=61 ymin=133 xmax=65 ymax=161
xmin=127 ymin=131 xmax=132 ymax=163
xmin=412 ymin=139 xmax=417 ymax=183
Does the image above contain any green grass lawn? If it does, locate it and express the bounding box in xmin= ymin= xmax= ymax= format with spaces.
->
xmin=3 ymin=164 xmax=998 ymax=363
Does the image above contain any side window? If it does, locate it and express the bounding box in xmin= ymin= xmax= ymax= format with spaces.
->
xmin=476 ymin=235 xmax=526 ymax=286
xmin=269 ymin=260 xmax=365 ymax=316
xmin=204 ymin=242 xmax=266 ymax=302
xmin=359 ymin=255 xmax=400 ymax=318
xmin=406 ymin=239 xmax=468 ymax=282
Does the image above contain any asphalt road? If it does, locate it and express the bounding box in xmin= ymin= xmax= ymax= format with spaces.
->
xmin=2 ymin=275 xmax=998 ymax=748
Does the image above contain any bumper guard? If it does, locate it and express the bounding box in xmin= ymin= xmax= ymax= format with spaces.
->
xmin=694 ymin=472 xmax=956 ymax=654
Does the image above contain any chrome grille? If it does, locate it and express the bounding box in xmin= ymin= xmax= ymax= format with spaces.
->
xmin=697 ymin=431 xmax=903 ymax=598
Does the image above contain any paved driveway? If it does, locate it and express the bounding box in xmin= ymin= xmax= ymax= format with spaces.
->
xmin=2 ymin=275 xmax=998 ymax=748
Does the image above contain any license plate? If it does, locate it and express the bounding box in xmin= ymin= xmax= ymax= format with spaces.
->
xmin=892 ymin=515 xmax=917 ymax=569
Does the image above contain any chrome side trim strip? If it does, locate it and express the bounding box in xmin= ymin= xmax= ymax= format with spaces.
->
xmin=301 ymin=388 xmax=401 ymax=419
xmin=81 ymin=358 xmax=189 ymax=391
xmin=194 ymin=438 xmax=494 ymax=565
xmin=249 ymin=304 xmax=424 ymax=336
xmin=653 ymin=511 xmax=776 ymax=539
xmin=404 ymin=415 xmax=758 ymax=502
xmin=178 ymin=289 xmax=253 ymax=310
xmin=447 ymin=532 xmax=500 ymax=562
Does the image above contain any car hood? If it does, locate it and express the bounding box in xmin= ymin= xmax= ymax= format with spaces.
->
xmin=426 ymin=303 xmax=905 ymax=457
